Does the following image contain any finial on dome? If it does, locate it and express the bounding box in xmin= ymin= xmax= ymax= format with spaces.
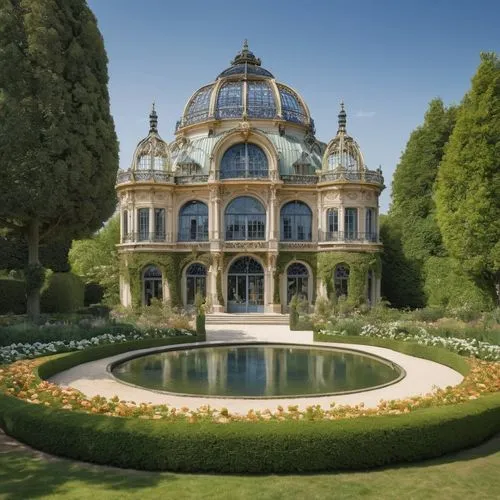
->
xmin=149 ymin=102 xmax=158 ymax=133
xmin=231 ymin=39 xmax=261 ymax=66
xmin=338 ymin=101 xmax=347 ymax=133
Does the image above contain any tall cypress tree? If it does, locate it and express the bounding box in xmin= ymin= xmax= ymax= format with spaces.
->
xmin=435 ymin=53 xmax=500 ymax=303
xmin=0 ymin=0 xmax=118 ymax=318
xmin=391 ymin=98 xmax=456 ymax=262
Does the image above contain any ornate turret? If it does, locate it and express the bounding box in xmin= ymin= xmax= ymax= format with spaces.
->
xmin=131 ymin=104 xmax=170 ymax=171
xmin=322 ymin=102 xmax=365 ymax=172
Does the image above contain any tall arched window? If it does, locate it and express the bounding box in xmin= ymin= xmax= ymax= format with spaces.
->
xmin=326 ymin=208 xmax=338 ymax=241
xmin=334 ymin=264 xmax=350 ymax=298
xmin=220 ymin=143 xmax=268 ymax=179
xmin=280 ymin=201 xmax=312 ymax=241
xmin=287 ymin=263 xmax=309 ymax=305
xmin=185 ymin=263 xmax=207 ymax=305
xmin=225 ymin=196 xmax=266 ymax=240
xmin=143 ymin=266 xmax=162 ymax=305
xmin=178 ymin=201 xmax=208 ymax=241
xmin=365 ymin=208 xmax=376 ymax=242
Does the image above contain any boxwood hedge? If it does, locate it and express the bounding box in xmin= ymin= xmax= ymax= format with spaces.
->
xmin=0 ymin=336 xmax=499 ymax=473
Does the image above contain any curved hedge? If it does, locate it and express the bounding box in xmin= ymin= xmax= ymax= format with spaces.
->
xmin=0 ymin=337 xmax=499 ymax=473
xmin=313 ymin=332 xmax=471 ymax=375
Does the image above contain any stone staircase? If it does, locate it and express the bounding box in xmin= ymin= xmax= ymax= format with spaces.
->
xmin=206 ymin=313 xmax=289 ymax=325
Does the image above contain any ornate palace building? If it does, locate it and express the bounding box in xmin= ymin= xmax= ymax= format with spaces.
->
xmin=116 ymin=42 xmax=384 ymax=314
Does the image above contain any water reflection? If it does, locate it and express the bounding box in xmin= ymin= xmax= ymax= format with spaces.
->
xmin=112 ymin=345 xmax=401 ymax=397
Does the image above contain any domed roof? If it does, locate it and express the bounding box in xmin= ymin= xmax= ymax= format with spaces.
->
xmin=322 ymin=103 xmax=365 ymax=172
xmin=179 ymin=41 xmax=312 ymax=129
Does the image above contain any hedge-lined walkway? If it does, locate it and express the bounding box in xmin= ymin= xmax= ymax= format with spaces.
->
xmin=48 ymin=324 xmax=463 ymax=413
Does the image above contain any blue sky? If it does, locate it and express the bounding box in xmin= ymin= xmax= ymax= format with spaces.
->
xmin=87 ymin=0 xmax=499 ymax=213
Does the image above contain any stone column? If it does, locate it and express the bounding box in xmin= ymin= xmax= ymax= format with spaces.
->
xmin=267 ymin=253 xmax=280 ymax=313
xmin=210 ymin=252 xmax=224 ymax=312
xmin=149 ymin=206 xmax=154 ymax=241
xmin=269 ymin=186 xmax=277 ymax=241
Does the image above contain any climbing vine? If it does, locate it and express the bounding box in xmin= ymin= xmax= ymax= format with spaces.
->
xmin=317 ymin=251 xmax=381 ymax=306
xmin=120 ymin=251 xmax=212 ymax=309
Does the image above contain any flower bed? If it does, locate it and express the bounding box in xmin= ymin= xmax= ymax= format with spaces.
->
xmin=0 ymin=335 xmax=499 ymax=472
xmin=317 ymin=322 xmax=500 ymax=361
xmin=0 ymin=327 xmax=193 ymax=364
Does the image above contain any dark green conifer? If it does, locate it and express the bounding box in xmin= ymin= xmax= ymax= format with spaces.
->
xmin=0 ymin=0 xmax=118 ymax=318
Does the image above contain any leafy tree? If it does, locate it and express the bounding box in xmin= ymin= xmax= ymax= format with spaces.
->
xmin=435 ymin=53 xmax=500 ymax=304
xmin=0 ymin=0 xmax=118 ymax=318
xmin=379 ymin=215 xmax=425 ymax=308
xmin=69 ymin=215 xmax=120 ymax=304
xmin=391 ymin=98 xmax=456 ymax=262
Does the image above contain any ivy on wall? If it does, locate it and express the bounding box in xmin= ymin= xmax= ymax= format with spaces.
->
xmin=317 ymin=251 xmax=381 ymax=306
xmin=120 ymin=251 xmax=212 ymax=309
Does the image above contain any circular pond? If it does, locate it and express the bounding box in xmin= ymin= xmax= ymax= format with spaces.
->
xmin=111 ymin=344 xmax=404 ymax=398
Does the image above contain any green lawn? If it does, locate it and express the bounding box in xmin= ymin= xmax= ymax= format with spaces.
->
xmin=1 ymin=432 xmax=499 ymax=500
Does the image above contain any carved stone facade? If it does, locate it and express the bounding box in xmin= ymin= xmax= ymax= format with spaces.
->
xmin=116 ymin=44 xmax=384 ymax=313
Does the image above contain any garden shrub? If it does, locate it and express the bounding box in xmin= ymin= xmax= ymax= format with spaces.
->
xmin=41 ymin=272 xmax=84 ymax=313
xmin=0 ymin=279 xmax=26 ymax=314
xmin=411 ymin=306 xmax=446 ymax=323
xmin=424 ymin=256 xmax=493 ymax=311
xmin=84 ymin=282 xmax=104 ymax=306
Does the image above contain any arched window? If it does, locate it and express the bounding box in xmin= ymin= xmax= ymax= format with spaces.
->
xmin=143 ymin=266 xmax=162 ymax=305
xmin=280 ymin=201 xmax=312 ymax=241
xmin=178 ymin=201 xmax=208 ymax=241
xmin=185 ymin=263 xmax=207 ymax=305
xmin=122 ymin=210 xmax=128 ymax=242
xmin=334 ymin=264 xmax=350 ymax=298
xmin=365 ymin=208 xmax=376 ymax=242
xmin=287 ymin=263 xmax=309 ymax=305
xmin=220 ymin=143 xmax=268 ymax=179
xmin=225 ymin=196 xmax=265 ymax=240
xmin=326 ymin=208 xmax=338 ymax=241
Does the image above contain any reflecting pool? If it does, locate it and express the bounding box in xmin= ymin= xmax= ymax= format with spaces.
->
xmin=111 ymin=344 xmax=402 ymax=398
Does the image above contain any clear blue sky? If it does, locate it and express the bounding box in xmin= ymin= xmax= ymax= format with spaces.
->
xmin=87 ymin=0 xmax=499 ymax=213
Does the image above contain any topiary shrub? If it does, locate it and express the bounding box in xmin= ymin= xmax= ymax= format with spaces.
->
xmin=195 ymin=292 xmax=206 ymax=336
xmin=0 ymin=279 xmax=26 ymax=314
xmin=84 ymin=282 xmax=104 ymax=306
xmin=41 ymin=272 xmax=84 ymax=313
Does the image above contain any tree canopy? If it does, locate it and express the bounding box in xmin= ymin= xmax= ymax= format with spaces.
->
xmin=69 ymin=215 xmax=119 ymax=304
xmin=390 ymin=98 xmax=456 ymax=262
xmin=435 ymin=53 xmax=500 ymax=303
xmin=0 ymin=0 xmax=118 ymax=316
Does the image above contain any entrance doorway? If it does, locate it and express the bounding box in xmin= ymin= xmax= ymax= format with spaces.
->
xmin=227 ymin=257 xmax=264 ymax=313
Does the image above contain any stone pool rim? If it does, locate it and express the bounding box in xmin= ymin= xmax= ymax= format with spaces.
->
xmin=107 ymin=342 xmax=407 ymax=400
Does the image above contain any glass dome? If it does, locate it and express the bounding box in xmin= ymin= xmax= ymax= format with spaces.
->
xmin=180 ymin=42 xmax=311 ymax=128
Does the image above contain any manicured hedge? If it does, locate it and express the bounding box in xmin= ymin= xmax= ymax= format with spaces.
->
xmin=0 ymin=279 xmax=26 ymax=314
xmin=0 ymin=336 xmax=498 ymax=473
xmin=0 ymin=391 xmax=499 ymax=473
xmin=41 ymin=272 xmax=84 ymax=313
xmin=37 ymin=335 xmax=206 ymax=380
xmin=313 ymin=332 xmax=471 ymax=375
